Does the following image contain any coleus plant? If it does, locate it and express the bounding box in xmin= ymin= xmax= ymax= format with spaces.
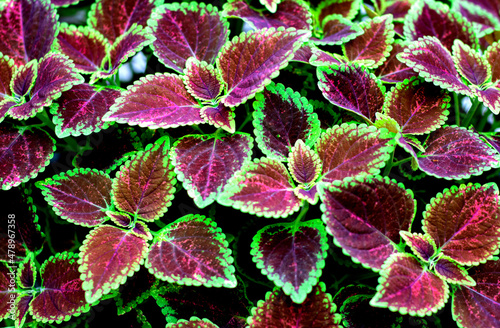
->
xmin=1 ymin=0 xmax=500 ymax=327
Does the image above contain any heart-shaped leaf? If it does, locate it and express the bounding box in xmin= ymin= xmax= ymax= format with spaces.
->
xmin=17 ymin=254 xmax=36 ymax=288
xmin=317 ymin=0 xmax=361 ymax=24
xmin=317 ymin=63 xmax=385 ymax=123
xmin=251 ymin=220 xmax=328 ymax=304
xmin=417 ymin=126 xmax=500 ymax=179
xmin=166 ymin=317 xmax=218 ymax=328
xmin=311 ymin=14 xmax=362 ymax=46
xmin=0 ymin=126 xmax=55 ymax=190
xmin=11 ymin=59 xmax=37 ymax=98
xmin=112 ymin=136 xmax=176 ymax=222
xmin=422 ymin=182 xmax=500 ymax=266
xmin=102 ymin=73 xmax=204 ymax=128
xmin=253 ymin=82 xmax=321 ymax=161
xmin=79 ymin=225 xmax=148 ymax=303
xmin=319 ymin=175 xmax=414 ymax=271
xmin=218 ymin=27 xmax=311 ymax=107
xmin=200 ymin=103 xmax=235 ymax=133
xmin=452 ymin=39 xmax=491 ymax=87
xmin=375 ymin=40 xmax=418 ymax=83
xmin=294 ymin=184 xmax=318 ymax=205
xmin=434 ymin=257 xmax=475 ymax=286
xmin=183 ymin=57 xmax=223 ymax=102
xmin=146 ymin=214 xmax=237 ymax=288
xmin=172 ymin=133 xmax=253 ymax=208
xmin=149 ymin=2 xmax=229 ymax=73
xmin=288 ymin=140 xmax=321 ymax=185
xmin=400 ymin=231 xmax=436 ymax=262
xmin=370 ymin=253 xmax=449 ymax=316
xmin=36 ymin=168 xmax=112 ymax=227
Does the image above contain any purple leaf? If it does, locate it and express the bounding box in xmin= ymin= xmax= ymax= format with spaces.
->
xmin=219 ymin=157 xmax=301 ymax=218
xmin=51 ymin=84 xmax=121 ymax=138
xmin=319 ymin=175 xmax=414 ymax=271
xmin=399 ymin=231 xmax=436 ymax=262
xmin=317 ymin=0 xmax=361 ymax=24
xmin=434 ymin=257 xmax=475 ymax=286
xmin=288 ymin=139 xmax=321 ymax=185
xmin=146 ymin=214 xmax=237 ymax=288
xmin=291 ymin=44 xmax=315 ymax=63
xmin=417 ymin=126 xmax=500 ymax=179
xmin=343 ymin=15 xmax=395 ymax=68
xmin=36 ymin=168 xmax=112 ymax=227
xmin=172 ymin=133 xmax=253 ymax=208
xmin=51 ymin=0 xmax=83 ymax=7
xmin=11 ymin=59 xmax=37 ymax=98
xmin=252 ymin=82 xmax=321 ymax=161
xmin=251 ymin=220 xmax=328 ymax=304
xmin=218 ymin=27 xmax=311 ymax=107
xmin=453 ymin=1 xmax=500 ymax=36
xmin=452 ymin=260 xmax=500 ymax=328
xmin=149 ymin=2 xmax=229 ymax=73
xmin=106 ymin=210 xmax=132 ymax=228
xmin=422 ymin=182 xmax=500 ymax=266
xmin=0 ymin=126 xmax=55 ymax=190
xmin=183 ymin=57 xmax=223 ymax=102
xmin=260 ymin=0 xmax=281 ymax=13
xmin=309 ymin=48 xmax=342 ymax=67
xmin=476 ymin=87 xmax=500 ymax=115
xmin=14 ymin=294 xmax=32 ymax=328
xmin=30 ymin=252 xmax=90 ymax=323
xmin=247 ymin=282 xmax=341 ymax=328
xmin=79 ymin=225 xmax=148 ymax=303
xmin=313 ymin=14 xmax=362 ymax=46
xmin=131 ymin=221 xmax=152 ymax=241
xmin=485 ymin=41 xmax=500 ymax=84
xmin=452 ymin=39 xmax=491 ymax=87
xmin=397 ymin=36 xmax=473 ymax=97
xmin=0 ymin=54 xmax=14 ymax=103
xmin=18 ymin=254 xmax=36 ymax=288
xmin=294 ymin=184 xmax=319 ymax=205
xmin=0 ymin=263 xmax=16 ymax=320
xmin=315 ymin=124 xmax=396 ymax=184
xmin=102 ymin=73 xmax=204 ymax=128
xmin=0 ymin=0 xmax=58 ymax=65
xmin=200 ymin=103 xmax=235 ymax=133
xmin=112 ymin=136 xmax=176 ymax=222
xmin=166 ymin=317 xmax=218 ymax=328
xmin=88 ymin=0 xmax=156 ymax=43
xmin=384 ymin=77 xmax=450 ymax=135
xmin=375 ymin=40 xmax=418 ymax=83
xmin=317 ymin=63 xmax=385 ymax=123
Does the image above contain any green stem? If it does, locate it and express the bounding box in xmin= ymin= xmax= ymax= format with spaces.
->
xmin=462 ymin=99 xmax=480 ymax=128
xmin=292 ymin=201 xmax=309 ymax=232
xmin=382 ymin=150 xmax=395 ymax=176
xmin=454 ymin=93 xmax=460 ymax=126
xmin=477 ymin=111 xmax=491 ymax=132
xmin=237 ymin=103 xmax=252 ymax=132
xmin=392 ymin=157 xmax=412 ymax=167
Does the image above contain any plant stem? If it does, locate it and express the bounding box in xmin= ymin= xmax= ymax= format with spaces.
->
xmin=462 ymin=99 xmax=480 ymax=128
xmin=292 ymin=201 xmax=309 ymax=233
xmin=382 ymin=150 xmax=395 ymax=176
xmin=392 ymin=157 xmax=412 ymax=167
xmin=477 ymin=111 xmax=491 ymax=132
xmin=454 ymin=93 xmax=460 ymax=126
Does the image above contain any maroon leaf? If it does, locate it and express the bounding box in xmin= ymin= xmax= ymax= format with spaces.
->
xmin=200 ymin=103 xmax=235 ymax=133
xmin=309 ymin=48 xmax=342 ymax=67
xmin=314 ymin=14 xmax=362 ymax=46
xmin=434 ymin=257 xmax=475 ymax=286
xmin=0 ymin=54 xmax=14 ymax=104
xmin=0 ymin=263 xmax=16 ymax=320
xmin=14 ymin=294 xmax=32 ymax=328
xmin=422 ymin=182 xmax=500 ymax=266
xmin=288 ymin=140 xmax=321 ymax=185
xmin=452 ymin=39 xmax=491 ymax=87
xmin=18 ymin=254 xmax=36 ymax=288
xmin=11 ymin=59 xmax=37 ymax=98
xmin=52 ymin=0 xmax=82 ymax=7
xmin=149 ymin=2 xmax=229 ymax=73
xmin=131 ymin=221 xmax=152 ymax=241
xmin=476 ymin=86 xmax=500 ymax=115
xmin=317 ymin=0 xmax=361 ymax=24
xmin=399 ymin=231 xmax=436 ymax=262
xmin=106 ymin=210 xmax=132 ymax=228
xmin=375 ymin=40 xmax=418 ymax=83
xmin=485 ymin=41 xmax=500 ymax=84
xmin=183 ymin=57 xmax=223 ymax=102
xmin=0 ymin=126 xmax=55 ymax=190
xmin=452 ymin=1 xmax=500 ymax=37
xmin=319 ymin=175 xmax=414 ymax=271
xmin=294 ymin=184 xmax=319 ymax=205
xmin=166 ymin=317 xmax=219 ymax=328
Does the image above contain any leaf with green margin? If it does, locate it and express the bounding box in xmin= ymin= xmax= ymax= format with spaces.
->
xmin=106 ymin=210 xmax=132 ymax=228
xmin=102 ymin=73 xmax=204 ymax=129
xmin=452 ymin=1 xmax=500 ymax=37
xmin=11 ymin=59 xmax=37 ymax=98
xmin=200 ymin=103 xmax=236 ymax=133
xmin=112 ymin=136 xmax=175 ymax=222
xmin=131 ymin=221 xmax=152 ymax=241
xmin=452 ymin=259 xmax=500 ymax=328
xmin=422 ymin=182 xmax=500 ymax=266
xmin=317 ymin=63 xmax=385 ymax=123
xmin=294 ymin=184 xmax=319 ymax=205
xmin=172 ymin=133 xmax=253 ymax=209
xmin=434 ymin=257 xmax=476 ymax=286
xmin=166 ymin=317 xmax=218 ymax=328
xmin=452 ymin=39 xmax=491 ymax=87
xmin=0 ymin=54 xmax=14 ymax=103
xmin=311 ymin=14 xmax=363 ymax=46
xmin=317 ymin=0 xmax=362 ymax=24
xmin=36 ymin=168 xmax=112 ymax=227
xmin=315 ymin=123 xmax=396 ymax=184
xmin=52 ymin=0 xmax=83 ymax=7
xmin=247 ymin=282 xmax=342 ymax=327
xmin=370 ymin=253 xmax=449 ymax=316
xmin=400 ymin=231 xmax=436 ymax=262
xmin=251 ymin=219 xmax=328 ymax=304
xmin=252 ymin=81 xmax=321 ymax=161
xmin=183 ymin=57 xmax=223 ymax=102
xmin=0 ymin=126 xmax=55 ymax=190
xmin=219 ymin=157 xmax=301 ymax=218
xmin=343 ymin=15 xmax=394 ymax=69
xmin=319 ymin=175 xmax=414 ymax=271
xmin=260 ymin=0 xmax=281 ymax=13
xmin=218 ymin=27 xmax=311 ymax=107
xmin=146 ymin=214 xmax=237 ymax=288
xmin=115 ymin=267 xmax=158 ymax=316
xmin=15 ymin=294 xmax=32 ymax=328
xmin=17 ymin=253 xmax=36 ymax=289
xmin=476 ymin=86 xmax=500 ymax=115
xmin=148 ymin=2 xmax=229 ymax=73
xmin=288 ymin=139 xmax=321 ymax=185
xmin=309 ymin=47 xmax=342 ymax=67
xmin=78 ymin=225 xmax=148 ymax=303
xmin=383 ymin=76 xmax=450 ymax=135
xmin=29 ymin=252 xmax=91 ymax=323
xmin=375 ymin=40 xmax=418 ymax=83
xmin=51 ymin=84 xmax=121 ymax=138
xmin=417 ymin=126 xmax=500 ymax=180
xmin=485 ymin=41 xmax=500 ymax=84
xmin=0 ymin=263 xmax=16 ymax=320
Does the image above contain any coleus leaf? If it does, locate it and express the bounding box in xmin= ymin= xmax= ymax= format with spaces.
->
xmin=247 ymin=282 xmax=342 ymax=327
xmin=11 ymin=59 xmax=37 ymax=98
xmin=183 ymin=57 xmax=223 ymax=102
xmin=0 ymin=0 xmax=58 ymax=66
xmin=112 ymin=136 xmax=176 ymax=222
xmin=383 ymin=76 xmax=450 ymax=135
xmin=252 ymin=82 xmax=321 ymax=161
xmin=417 ymin=126 xmax=500 ymax=179
xmin=102 ymin=73 xmax=204 ymax=128
xmin=200 ymin=103 xmax=235 ymax=133
xmin=107 ymin=210 xmax=132 ymax=228
xmin=166 ymin=317 xmax=219 ymax=328
xmin=317 ymin=0 xmax=361 ymax=24
xmin=17 ymin=254 xmax=35 ymax=288
xmin=131 ymin=221 xmax=152 ymax=241
xmin=148 ymin=2 xmax=229 ymax=73
xmin=343 ymin=15 xmax=395 ymax=69
xmin=0 ymin=126 xmax=55 ymax=190
xmin=36 ymin=168 xmax=112 ymax=227
xmin=0 ymin=54 xmax=14 ymax=102
xmin=434 ymin=257 xmax=475 ymax=286
xmin=309 ymin=48 xmax=342 ymax=67
xmin=422 ymin=182 xmax=500 ymax=266
xmin=397 ymin=36 xmax=473 ymax=97
xmin=79 ymin=225 xmax=148 ymax=303
xmin=370 ymin=253 xmax=449 ymax=316
xmin=51 ymin=0 xmax=83 ymax=7
xmin=288 ymin=140 xmax=321 ymax=185
xmin=51 ymin=84 xmax=121 ymax=138
xmin=452 ymin=1 xmax=500 ymax=37
xmin=319 ymin=175 xmax=414 ymax=271
xmin=313 ymin=14 xmax=363 ymax=46
xmin=399 ymin=231 xmax=436 ymax=262
xmin=476 ymin=87 xmax=500 ymax=115
xmin=485 ymin=41 xmax=500 ymax=84
xmin=218 ymin=27 xmax=311 ymax=107
xmin=223 ymin=0 xmax=312 ymax=31
xmin=219 ymin=157 xmax=301 ymax=218
xmin=452 ymin=39 xmax=491 ymax=87
xmin=452 ymin=260 xmax=500 ymax=328
xmin=260 ymin=0 xmax=281 ymax=13
xmin=88 ymin=0 xmax=157 ymax=44
xmin=15 ymin=294 xmax=32 ymax=328
xmin=251 ymin=220 xmax=328 ymax=304
xmin=146 ymin=214 xmax=237 ymax=288
xmin=315 ymin=123 xmax=396 ymax=184
xmin=0 ymin=263 xmax=16 ymax=320
xmin=29 ymin=252 xmax=90 ymax=323
xmin=375 ymin=40 xmax=418 ymax=83
xmin=172 ymin=133 xmax=253 ymax=208
xmin=317 ymin=63 xmax=385 ymax=123
xmin=115 ymin=267 xmax=157 ymax=315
